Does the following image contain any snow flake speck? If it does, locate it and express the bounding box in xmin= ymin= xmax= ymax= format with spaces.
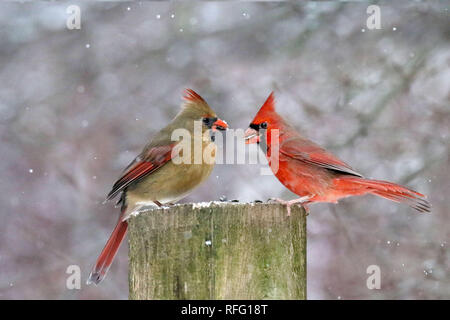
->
xmin=85 ymin=44 xmax=90 ymax=49
xmin=29 ymin=169 xmax=33 ymax=173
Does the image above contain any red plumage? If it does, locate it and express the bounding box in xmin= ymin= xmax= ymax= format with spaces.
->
xmin=245 ymin=92 xmax=431 ymax=214
xmin=87 ymin=208 xmax=128 ymax=285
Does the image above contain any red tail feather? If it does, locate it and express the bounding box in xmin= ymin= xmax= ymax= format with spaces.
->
xmin=335 ymin=177 xmax=431 ymax=213
xmin=87 ymin=213 xmax=128 ymax=285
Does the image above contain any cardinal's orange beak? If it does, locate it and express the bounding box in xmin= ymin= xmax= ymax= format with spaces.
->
xmin=212 ymin=118 xmax=228 ymax=131
xmin=244 ymin=127 xmax=260 ymax=144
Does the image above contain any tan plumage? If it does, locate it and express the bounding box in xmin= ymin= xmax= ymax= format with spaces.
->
xmin=121 ymin=91 xmax=220 ymax=218
xmin=87 ymin=89 xmax=227 ymax=284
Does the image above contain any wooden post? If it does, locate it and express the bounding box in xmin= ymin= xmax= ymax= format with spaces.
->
xmin=128 ymin=202 xmax=306 ymax=300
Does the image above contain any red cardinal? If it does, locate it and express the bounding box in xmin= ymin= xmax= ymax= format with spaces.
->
xmin=87 ymin=89 xmax=228 ymax=285
xmin=245 ymin=92 xmax=430 ymax=216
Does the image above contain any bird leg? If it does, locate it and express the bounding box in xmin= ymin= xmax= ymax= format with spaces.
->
xmin=268 ymin=196 xmax=311 ymax=216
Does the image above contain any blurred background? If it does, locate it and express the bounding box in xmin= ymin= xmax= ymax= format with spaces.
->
xmin=0 ymin=1 xmax=448 ymax=299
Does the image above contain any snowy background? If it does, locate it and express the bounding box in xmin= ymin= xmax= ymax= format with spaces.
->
xmin=0 ymin=1 xmax=449 ymax=299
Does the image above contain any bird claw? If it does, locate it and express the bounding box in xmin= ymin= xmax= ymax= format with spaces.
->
xmin=267 ymin=197 xmax=311 ymax=217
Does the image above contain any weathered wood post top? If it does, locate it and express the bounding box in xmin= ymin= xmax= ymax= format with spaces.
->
xmin=129 ymin=202 xmax=306 ymax=300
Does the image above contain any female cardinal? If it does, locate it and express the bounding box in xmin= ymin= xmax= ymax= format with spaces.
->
xmin=87 ymin=89 xmax=228 ymax=285
xmin=244 ymin=92 xmax=430 ymax=216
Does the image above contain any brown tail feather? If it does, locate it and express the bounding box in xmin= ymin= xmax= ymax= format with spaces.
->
xmin=87 ymin=213 xmax=128 ymax=285
xmin=340 ymin=177 xmax=431 ymax=213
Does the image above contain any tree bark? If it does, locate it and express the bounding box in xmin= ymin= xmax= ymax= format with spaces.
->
xmin=128 ymin=202 xmax=306 ymax=300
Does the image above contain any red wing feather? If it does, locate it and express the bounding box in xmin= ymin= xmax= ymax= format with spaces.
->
xmin=280 ymin=138 xmax=363 ymax=177
xmin=106 ymin=144 xmax=174 ymax=200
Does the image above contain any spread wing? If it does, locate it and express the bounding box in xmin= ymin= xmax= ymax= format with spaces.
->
xmin=106 ymin=144 xmax=175 ymax=201
xmin=280 ymin=138 xmax=363 ymax=177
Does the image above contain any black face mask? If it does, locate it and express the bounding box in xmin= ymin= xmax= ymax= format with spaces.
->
xmin=203 ymin=117 xmax=218 ymax=129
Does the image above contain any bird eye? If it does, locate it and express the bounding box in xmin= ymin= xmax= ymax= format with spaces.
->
xmin=203 ymin=118 xmax=209 ymax=125
xmin=260 ymin=122 xmax=268 ymax=129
